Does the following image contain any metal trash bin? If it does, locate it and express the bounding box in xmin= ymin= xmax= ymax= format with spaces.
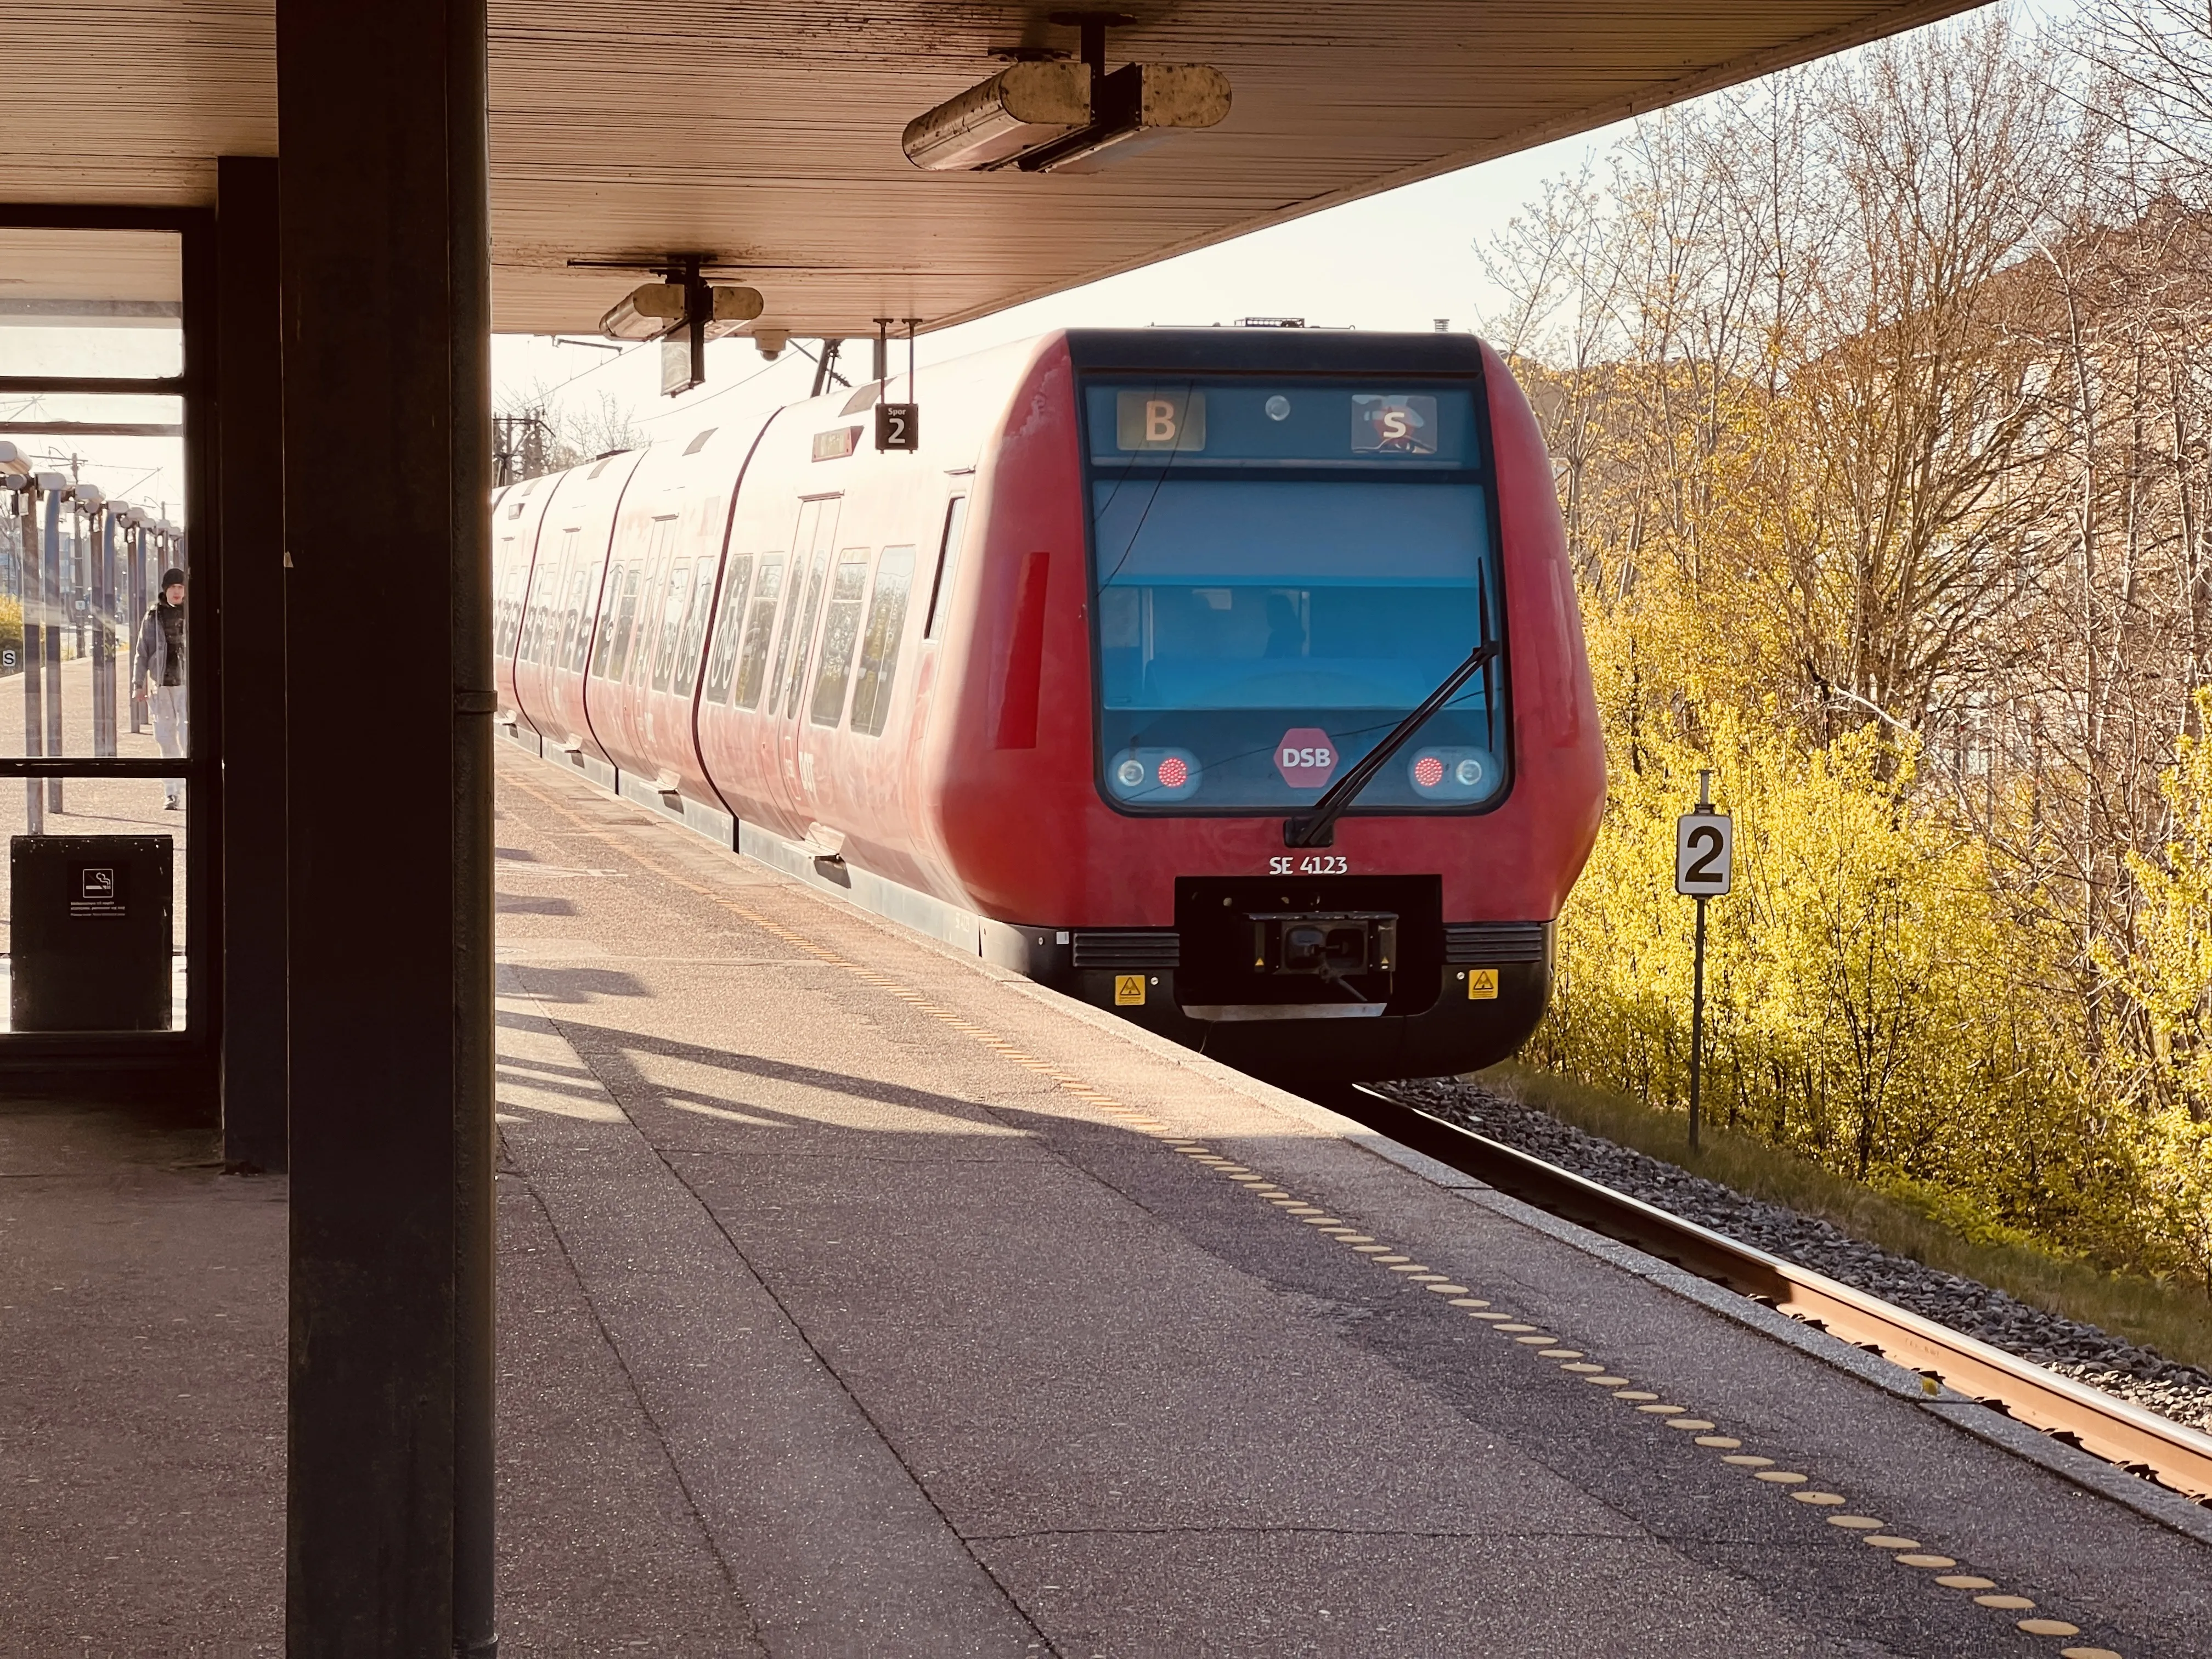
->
xmin=9 ymin=834 xmax=173 ymax=1031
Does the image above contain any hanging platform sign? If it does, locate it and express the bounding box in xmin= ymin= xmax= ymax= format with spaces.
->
xmin=875 ymin=402 xmax=919 ymax=451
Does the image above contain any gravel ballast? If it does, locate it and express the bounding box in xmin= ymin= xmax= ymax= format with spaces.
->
xmin=1379 ymin=1075 xmax=2212 ymax=1439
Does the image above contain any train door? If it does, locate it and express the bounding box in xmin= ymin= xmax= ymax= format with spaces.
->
xmin=512 ymin=517 xmax=581 ymax=741
xmin=526 ymin=448 xmax=642 ymax=764
xmin=768 ymin=494 xmax=840 ymax=826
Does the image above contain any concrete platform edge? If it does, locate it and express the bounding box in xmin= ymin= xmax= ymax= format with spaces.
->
xmin=512 ymin=732 xmax=2212 ymax=1551
xmin=977 ymin=959 xmax=2212 ymax=1549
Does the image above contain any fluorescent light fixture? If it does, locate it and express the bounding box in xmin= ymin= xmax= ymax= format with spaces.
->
xmin=902 ymin=60 xmax=1091 ymax=171
xmin=600 ymin=281 xmax=763 ymax=342
xmin=705 ymin=285 xmax=765 ymax=338
xmin=1018 ymin=62 xmax=1231 ymax=172
xmin=601 ymin=281 xmax=686 ymax=341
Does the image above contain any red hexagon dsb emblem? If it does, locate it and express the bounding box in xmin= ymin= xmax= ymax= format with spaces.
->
xmin=1274 ymin=727 xmax=1338 ymax=789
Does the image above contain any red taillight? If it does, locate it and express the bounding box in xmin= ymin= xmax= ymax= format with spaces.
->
xmin=1157 ymin=755 xmax=1190 ymax=788
xmin=1413 ymin=755 xmax=1444 ymax=787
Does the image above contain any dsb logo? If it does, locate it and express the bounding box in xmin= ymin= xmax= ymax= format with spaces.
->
xmin=1275 ymin=727 xmax=1337 ymax=789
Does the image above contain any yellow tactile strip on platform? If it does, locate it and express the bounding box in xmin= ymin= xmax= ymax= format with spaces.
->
xmin=1163 ymin=1137 xmax=2124 ymax=1659
xmin=503 ymin=768 xmax=2119 ymax=1659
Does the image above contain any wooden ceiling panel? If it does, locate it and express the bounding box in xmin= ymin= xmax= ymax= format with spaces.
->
xmin=2 ymin=1 xmax=1987 ymax=335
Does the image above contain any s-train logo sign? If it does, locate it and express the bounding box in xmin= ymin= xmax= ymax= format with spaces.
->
xmin=1274 ymin=728 xmax=1337 ymax=789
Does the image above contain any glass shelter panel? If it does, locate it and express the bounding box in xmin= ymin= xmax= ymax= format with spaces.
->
xmin=0 ymin=774 xmax=187 ymax=1031
xmin=0 ymin=229 xmax=183 ymax=380
xmin=1 ymin=223 xmax=198 ymax=1041
xmin=0 ymin=413 xmax=191 ymax=763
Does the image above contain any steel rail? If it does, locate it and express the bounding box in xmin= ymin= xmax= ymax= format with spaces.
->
xmin=1339 ymin=1086 xmax=2212 ymax=1508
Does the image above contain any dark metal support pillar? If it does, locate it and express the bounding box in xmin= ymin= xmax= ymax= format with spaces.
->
xmin=41 ymin=483 xmax=63 ymax=811
xmin=215 ymin=156 xmax=289 ymax=1173
xmin=93 ymin=504 xmax=115 ymax=757
xmin=129 ymin=521 xmax=146 ymax=733
xmin=21 ymin=483 xmax=44 ymax=833
xmin=276 ymin=0 xmax=496 ymax=1647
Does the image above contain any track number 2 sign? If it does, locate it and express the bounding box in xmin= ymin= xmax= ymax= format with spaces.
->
xmin=876 ymin=402 xmax=919 ymax=452
xmin=1675 ymin=812 xmax=1734 ymax=896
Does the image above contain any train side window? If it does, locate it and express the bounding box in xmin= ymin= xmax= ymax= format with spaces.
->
xmin=518 ymin=579 xmax=544 ymax=664
xmin=603 ymin=562 xmax=645 ymax=681
xmin=765 ymin=501 xmax=822 ymax=705
xmin=533 ymin=582 xmax=558 ymax=664
xmin=669 ymin=561 xmax=717 ymax=695
xmin=494 ymin=565 xmax=521 ymax=655
xmin=552 ymin=566 xmax=582 ymax=672
xmin=494 ymin=539 xmax=518 ymax=651
xmin=731 ymin=555 xmax=783 ymax=708
xmin=530 ymin=528 xmax=577 ymax=664
xmin=700 ymin=555 xmax=753 ymax=702
xmin=537 ymin=528 xmax=568 ymax=663
xmin=631 ymin=517 xmax=675 ymax=683
xmin=779 ymin=548 xmax=831 ymax=718
xmin=564 ymin=562 xmax=600 ymax=674
xmin=849 ymin=545 xmax=916 ymax=736
xmin=545 ymin=529 xmax=582 ymax=669
xmin=588 ymin=560 xmax=620 ymax=677
xmin=923 ymin=496 xmax=968 ymax=639
xmin=558 ymin=567 xmax=593 ymax=673
xmin=809 ymin=548 xmax=872 ymax=726
xmin=650 ymin=558 xmax=694 ymax=692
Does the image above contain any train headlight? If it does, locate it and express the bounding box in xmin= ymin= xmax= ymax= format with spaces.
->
xmin=1107 ymin=747 xmax=1202 ymax=803
xmin=1408 ymin=746 xmax=1496 ymax=800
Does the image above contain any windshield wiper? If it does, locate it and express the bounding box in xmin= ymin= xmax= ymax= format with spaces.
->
xmin=1284 ymin=642 xmax=1499 ymax=849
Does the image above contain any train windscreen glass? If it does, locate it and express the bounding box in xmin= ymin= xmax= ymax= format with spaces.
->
xmin=1083 ymin=379 xmax=1505 ymax=814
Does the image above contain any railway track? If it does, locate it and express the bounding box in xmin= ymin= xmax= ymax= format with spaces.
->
xmin=1332 ymin=1084 xmax=2212 ymax=1511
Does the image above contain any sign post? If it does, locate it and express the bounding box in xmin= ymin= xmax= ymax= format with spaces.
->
xmin=1674 ymin=769 xmax=1733 ymax=1150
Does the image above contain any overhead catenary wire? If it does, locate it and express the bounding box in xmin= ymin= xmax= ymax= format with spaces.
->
xmin=637 ymin=345 xmax=809 ymax=424
xmin=534 ymin=336 xmax=651 ymax=399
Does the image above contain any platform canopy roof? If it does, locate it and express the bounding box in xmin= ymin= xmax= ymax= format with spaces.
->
xmin=8 ymin=1 xmax=1983 ymax=338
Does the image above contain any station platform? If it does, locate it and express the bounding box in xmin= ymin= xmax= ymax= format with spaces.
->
xmin=7 ymin=738 xmax=2210 ymax=1654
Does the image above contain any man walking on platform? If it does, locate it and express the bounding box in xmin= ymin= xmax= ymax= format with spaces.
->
xmin=134 ymin=567 xmax=188 ymax=809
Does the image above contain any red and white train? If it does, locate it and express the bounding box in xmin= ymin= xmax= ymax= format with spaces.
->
xmin=494 ymin=329 xmax=1605 ymax=1084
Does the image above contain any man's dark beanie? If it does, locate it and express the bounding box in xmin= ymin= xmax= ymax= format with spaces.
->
xmin=161 ymin=568 xmax=186 ymax=590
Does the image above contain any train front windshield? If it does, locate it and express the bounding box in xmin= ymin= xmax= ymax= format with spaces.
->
xmin=1083 ymin=377 xmax=1507 ymax=815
